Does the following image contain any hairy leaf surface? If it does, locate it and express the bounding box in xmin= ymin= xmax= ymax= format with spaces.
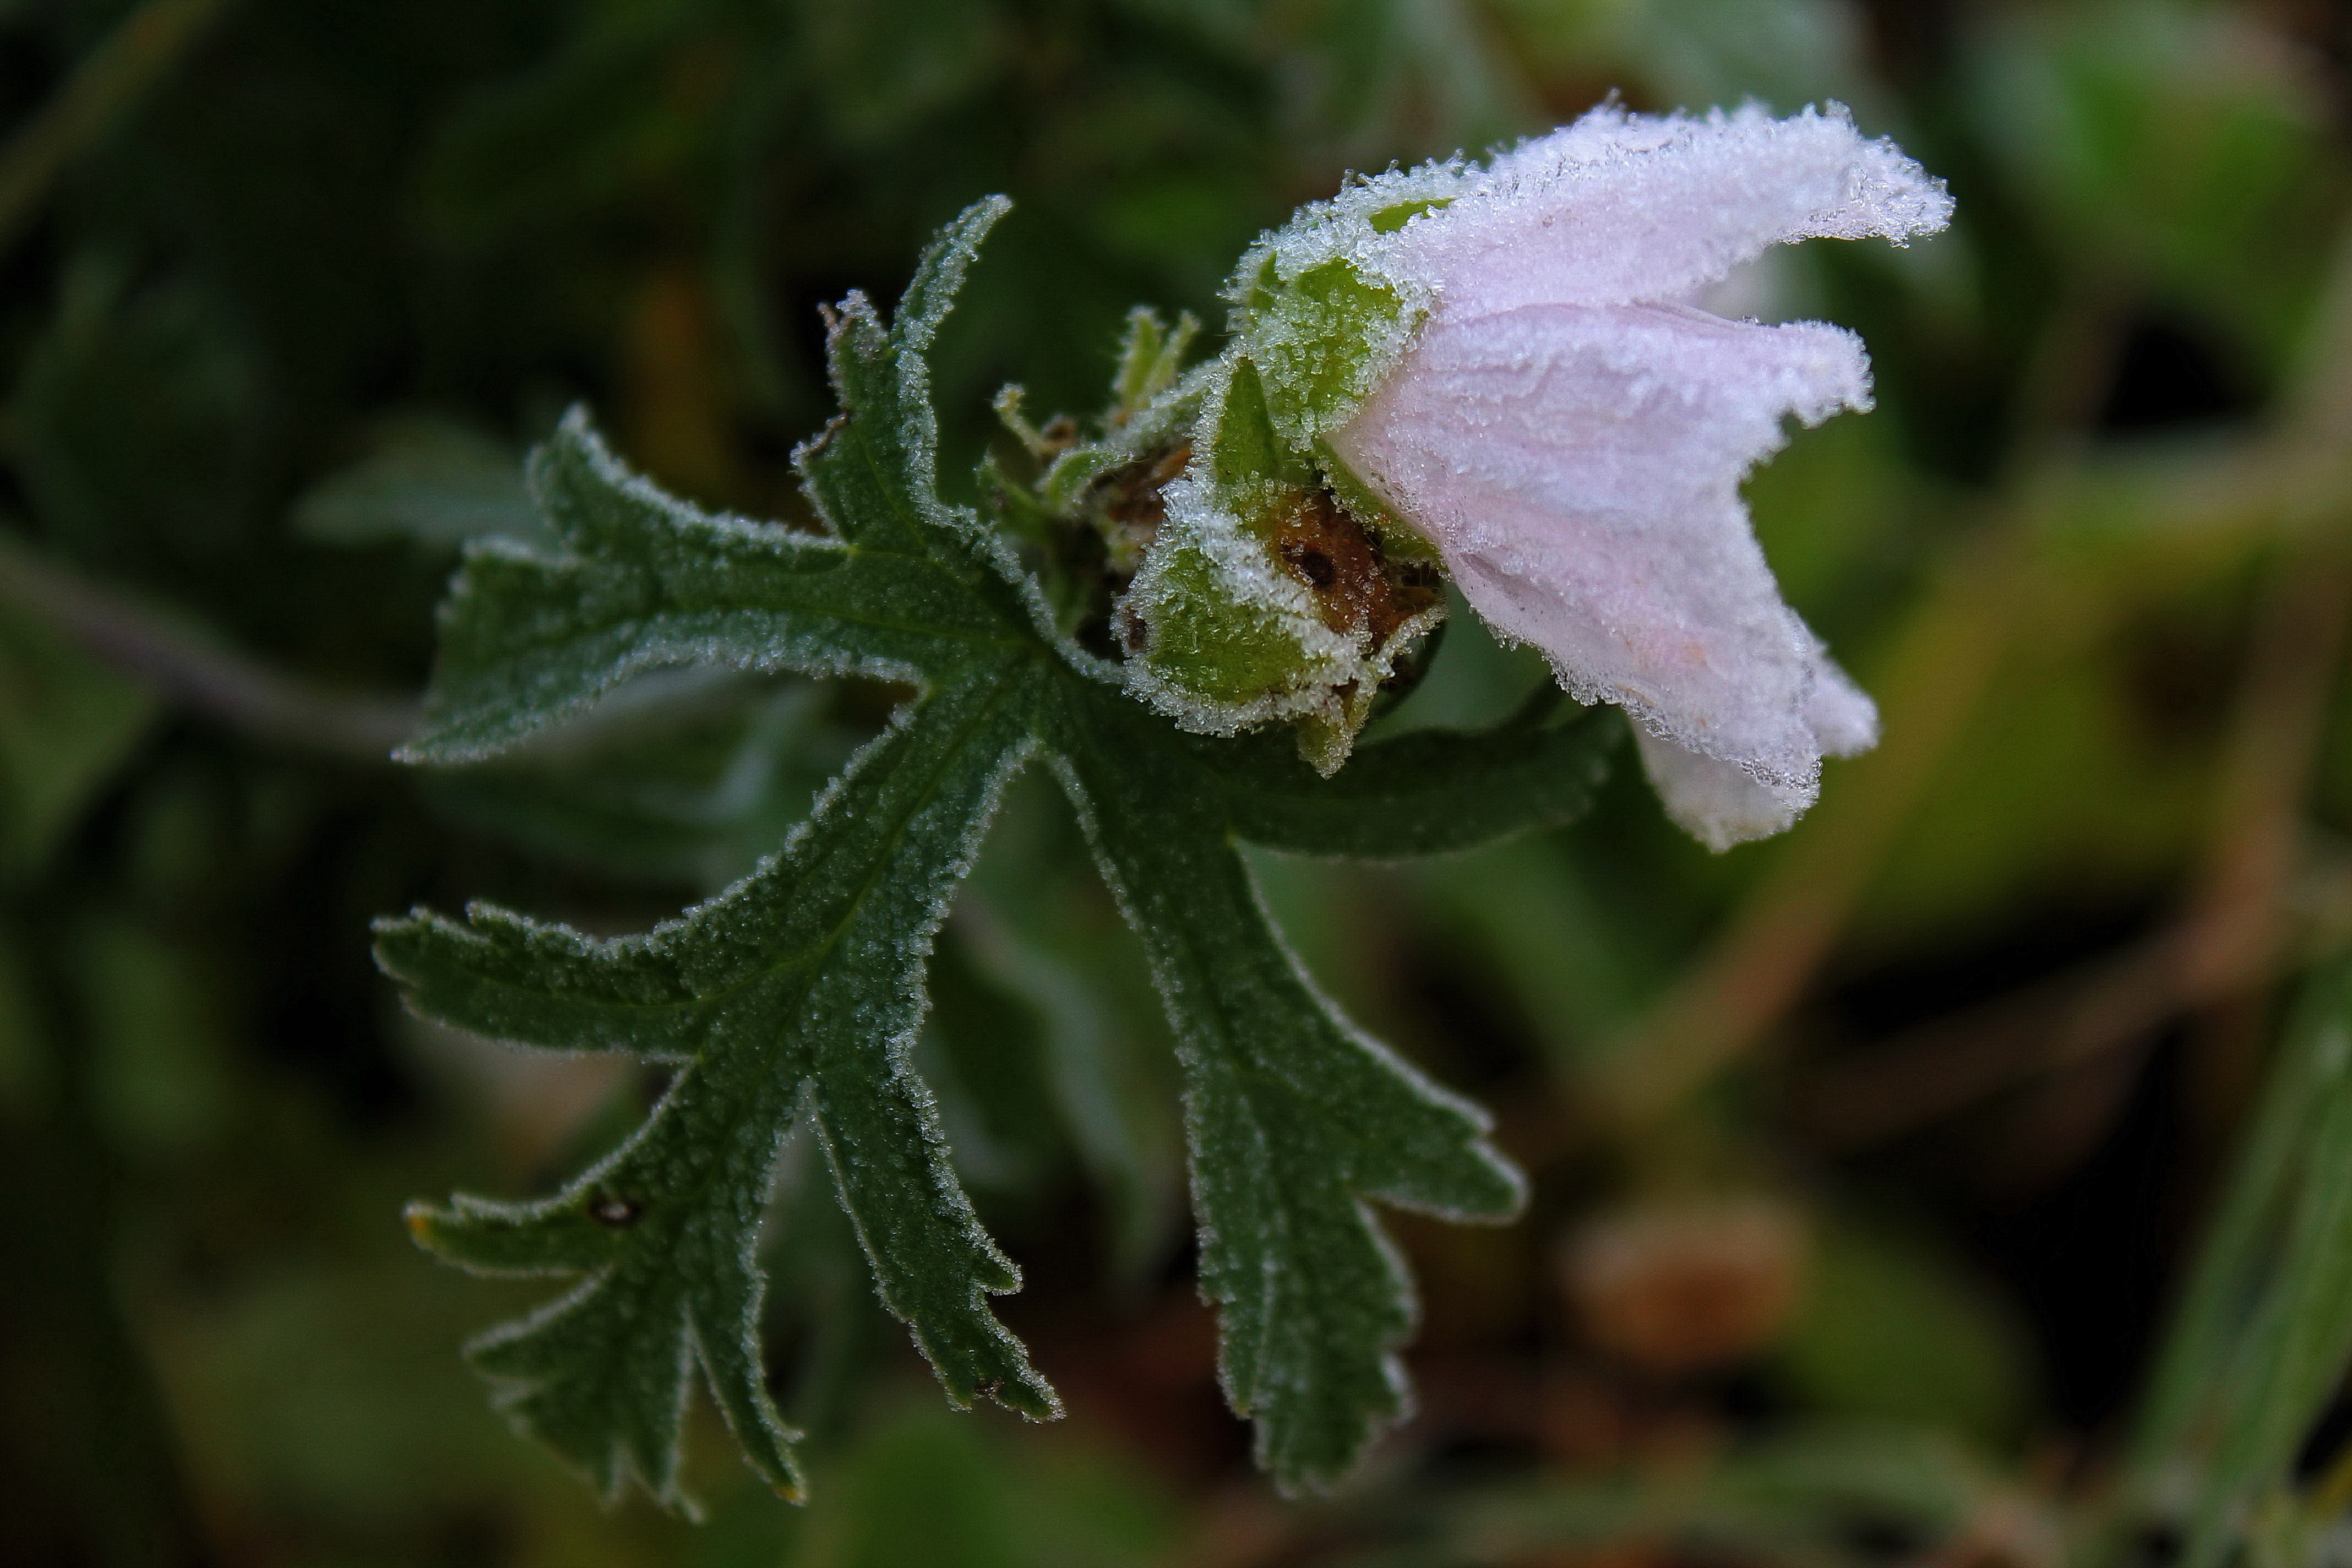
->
xmin=380 ymin=197 xmax=1614 ymax=1504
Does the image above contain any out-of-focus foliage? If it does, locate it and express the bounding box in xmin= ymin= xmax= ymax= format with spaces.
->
xmin=2 ymin=0 xmax=2350 ymax=1564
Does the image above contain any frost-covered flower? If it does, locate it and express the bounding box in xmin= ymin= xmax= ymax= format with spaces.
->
xmin=1122 ymin=101 xmax=1951 ymax=848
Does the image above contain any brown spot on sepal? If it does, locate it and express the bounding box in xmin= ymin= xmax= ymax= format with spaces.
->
xmin=1277 ymin=487 xmax=1447 ymax=776
xmin=1271 ymin=487 xmax=1441 ymax=648
xmin=1114 ymin=598 xmax=1149 ymax=657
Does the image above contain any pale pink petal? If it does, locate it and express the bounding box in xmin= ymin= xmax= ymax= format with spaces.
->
xmin=1328 ymin=300 xmax=1874 ymax=817
xmin=1634 ymin=731 xmax=1808 ymax=852
xmin=1392 ymin=101 xmax=1951 ymax=316
xmin=1804 ymin=654 xmax=1880 ymax=758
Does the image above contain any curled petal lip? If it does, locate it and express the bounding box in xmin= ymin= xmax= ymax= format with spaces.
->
xmin=1390 ymin=101 xmax=1953 ymax=315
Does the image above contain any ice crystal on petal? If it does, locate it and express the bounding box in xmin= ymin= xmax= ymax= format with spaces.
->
xmin=1327 ymin=303 xmax=1879 ymax=844
xmin=1311 ymin=100 xmax=1949 ymax=847
xmin=1389 ymin=101 xmax=1953 ymax=313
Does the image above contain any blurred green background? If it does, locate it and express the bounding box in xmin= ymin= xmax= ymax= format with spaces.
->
xmin=2 ymin=0 xmax=2350 ymax=1563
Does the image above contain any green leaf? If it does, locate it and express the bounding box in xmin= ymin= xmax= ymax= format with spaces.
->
xmin=402 ymin=412 xmax=1016 ymax=765
xmin=1052 ymin=682 xmax=1528 ymax=1489
xmin=1206 ymin=688 xmax=1616 ymax=858
xmin=382 ymin=198 xmax=1610 ymax=1503
xmin=404 ymin=200 xmax=1029 ymax=767
xmin=384 ymin=666 xmax=1059 ymax=1507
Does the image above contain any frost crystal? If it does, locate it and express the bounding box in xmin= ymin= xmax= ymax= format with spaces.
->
xmin=1320 ymin=101 xmax=1951 ymax=847
xmin=1131 ymin=101 xmax=1950 ymax=844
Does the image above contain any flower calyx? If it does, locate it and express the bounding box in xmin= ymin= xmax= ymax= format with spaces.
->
xmin=1110 ymin=178 xmax=1483 ymax=774
xmin=1118 ymin=347 xmax=1445 ymax=777
xmin=984 ymin=301 xmax=1447 ymax=775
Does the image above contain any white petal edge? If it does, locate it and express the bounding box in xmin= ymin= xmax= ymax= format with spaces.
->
xmin=1390 ymin=101 xmax=1952 ymax=318
xmin=1634 ymin=729 xmax=1807 ymax=851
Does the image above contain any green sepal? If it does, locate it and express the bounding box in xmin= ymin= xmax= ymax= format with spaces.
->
xmin=1120 ymin=353 xmax=1357 ymax=731
xmin=1366 ymin=195 xmax=1450 ymax=234
xmin=1317 ymin=436 xmax=1438 ymax=561
xmin=1110 ymin=305 xmax=1200 ymax=426
xmin=1210 ymin=355 xmax=1318 ymax=505
xmin=1237 ymin=252 xmax=1419 ymax=450
xmin=1126 ymin=524 xmax=1341 ymax=717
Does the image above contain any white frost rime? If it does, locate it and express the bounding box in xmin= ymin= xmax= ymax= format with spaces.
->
xmin=1320 ymin=102 xmax=1951 ymax=848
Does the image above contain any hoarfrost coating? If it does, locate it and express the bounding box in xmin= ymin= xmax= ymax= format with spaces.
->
xmin=1309 ymin=102 xmax=1952 ymax=848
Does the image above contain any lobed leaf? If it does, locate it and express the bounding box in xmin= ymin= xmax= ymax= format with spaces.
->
xmin=1053 ymin=680 xmax=1527 ymax=1487
xmin=386 ymin=664 xmax=1060 ymax=1506
xmin=404 ymin=412 xmax=1019 ymax=766
xmin=384 ymin=197 xmax=1613 ymax=1504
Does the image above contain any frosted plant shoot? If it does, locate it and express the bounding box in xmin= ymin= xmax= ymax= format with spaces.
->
xmin=382 ymin=100 xmax=1952 ymax=1513
xmin=1125 ymin=101 xmax=1952 ymax=847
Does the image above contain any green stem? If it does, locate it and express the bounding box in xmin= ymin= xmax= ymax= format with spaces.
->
xmin=0 ymin=527 xmax=419 ymax=761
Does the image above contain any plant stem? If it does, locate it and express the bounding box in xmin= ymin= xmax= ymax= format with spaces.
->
xmin=0 ymin=527 xmax=418 ymax=761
